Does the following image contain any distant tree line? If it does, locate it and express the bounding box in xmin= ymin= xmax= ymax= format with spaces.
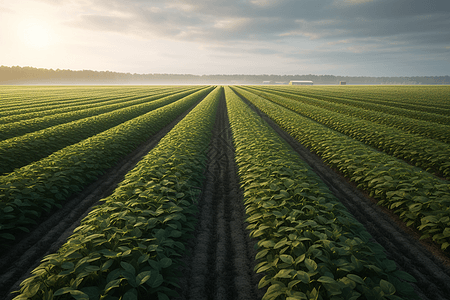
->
xmin=1 ymin=65 xmax=449 ymax=85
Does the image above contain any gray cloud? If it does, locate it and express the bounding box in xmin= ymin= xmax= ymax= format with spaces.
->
xmin=36 ymin=0 xmax=450 ymax=75
xmin=53 ymin=0 xmax=450 ymax=44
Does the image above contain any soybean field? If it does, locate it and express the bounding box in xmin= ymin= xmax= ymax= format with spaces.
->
xmin=0 ymin=85 xmax=449 ymax=300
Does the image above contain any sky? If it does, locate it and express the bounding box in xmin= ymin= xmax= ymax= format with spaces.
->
xmin=1 ymin=0 xmax=449 ymax=77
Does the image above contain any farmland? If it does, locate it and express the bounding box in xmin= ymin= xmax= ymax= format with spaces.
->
xmin=0 ymin=85 xmax=449 ymax=300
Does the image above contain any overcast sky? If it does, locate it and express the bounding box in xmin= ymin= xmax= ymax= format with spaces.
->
xmin=1 ymin=0 xmax=449 ymax=76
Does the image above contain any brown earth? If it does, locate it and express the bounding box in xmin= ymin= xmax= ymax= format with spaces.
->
xmin=175 ymin=91 xmax=265 ymax=300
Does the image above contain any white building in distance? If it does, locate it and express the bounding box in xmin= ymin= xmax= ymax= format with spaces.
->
xmin=289 ymin=80 xmax=313 ymax=85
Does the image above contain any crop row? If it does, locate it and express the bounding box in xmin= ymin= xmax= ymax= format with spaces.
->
xmin=264 ymin=86 xmax=450 ymax=125
xmin=0 ymin=87 xmax=206 ymax=175
xmin=0 ymin=86 xmax=172 ymax=110
xmin=246 ymin=86 xmax=450 ymax=144
xmin=231 ymin=87 xmax=450 ymax=251
xmin=0 ymin=86 xmax=88 ymax=106
xmin=0 ymin=87 xmax=135 ymax=116
xmin=225 ymin=87 xmax=417 ymax=300
xmin=0 ymin=87 xmax=188 ymax=124
xmin=0 ymin=86 xmax=215 ymax=246
xmin=268 ymin=86 xmax=450 ymax=114
xmin=0 ymin=87 xmax=200 ymax=141
xmin=12 ymin=86 xmax=222 ymax=300
xmin=239 ymin=86 xmax=450 ymax=179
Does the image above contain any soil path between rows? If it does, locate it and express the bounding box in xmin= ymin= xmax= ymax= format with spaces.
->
xmin=0 ymin=97 xmax=205 ymax=300
xmin=235 ymin=90 xmax=450 ymax=300
xmin=175 ymin=91 xmax=265 ymax=300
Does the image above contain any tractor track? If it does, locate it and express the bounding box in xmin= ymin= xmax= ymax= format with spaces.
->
xmin=175 ymin=91 xmax=265 ymax=300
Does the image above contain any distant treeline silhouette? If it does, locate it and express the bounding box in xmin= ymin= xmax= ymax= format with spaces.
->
xmin=1 ymin=65 xmax=449 ymax=85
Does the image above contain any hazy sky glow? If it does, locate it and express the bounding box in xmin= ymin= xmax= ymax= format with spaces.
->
xmin=1 ymin=0 xmax=449 ymax=76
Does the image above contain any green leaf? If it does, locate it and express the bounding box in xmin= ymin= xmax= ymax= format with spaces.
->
xmin=295 ymin=254 xmax=306 ymax=264
xmin=54 ymin=288 xmax=88 ymax=300
xmin=152 ymin=274 xmax=164 ymax=288
xmin=99 ymin=249 xmax=119 ymax=258
xmin=157 ymin=292 xmax=170 ymax=300
xmin=61 ymin=262 xmax=74 ymax=270
xmin=270 ymin=183 xmax=279 ymax=191
xmin=296 ymin=271 xmax=310 ymax=283
xmin=69 ymin=291 xmax=89 ymax=300
xmin=274 ymin=238 xmax=288 ymax=249
xmin=380 ymin=279 xmax=396 ymax=295
xmin=160 ymin=257 xmax=172 ymax=268
xmin=104 ymin=279 xmax=123 ymax=294
xmin=275 ymin=269 xmax=294 ymax=278
xmin=136 ymin=271 xmax=152 ymax=285
xmin=101 ymin=259 xmax=114 ymax=271
xmin=3 ymin=206 xmax=14 ymax=213
xmin=138 ymin=254 xmax=150 ymax=264
xmin=121 ymin=262 xmax=136 ymax=276
xmin=123 ymin=289 xmax=138 ymax=300
xmin=0 ymin=233 xmax=15 ymax=240
xmin=263 ymin=284 xmax=284 ymax=300
xmin=54 ymin=287 xmax=73 ymax=296
xmin=383 ymin=259 xmax=397 ymax=272
xmin=308 ymin=287 xmax=319 ymax=300
xmin=283 ymin=179 xmax=295 ymax=188
xmin=280 ymin=254 xmax=294 ymax=265
xmin=317 ymin=276 xmax=336 ymax=284
xmin=256 ymin=249 xmax=269 ymax=260
xmin=408 ymin=203 xmax=422 ymax=213
xmin=305 ymin=258 xmax=317 ymax=272
xmin=80 ymin=287 xmax=100 ymax=300
xmin=288 ymin=279 xmax=302 ymax=289
xmin=347 ymin=274 xmax=365 ymax=285
xmin=23 ymin=282 xmax=40 ymax=297
xmin=393 ymin=270 xmax=417 ymax=282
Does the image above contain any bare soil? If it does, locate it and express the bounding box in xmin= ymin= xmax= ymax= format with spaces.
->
xmin=175 ymin=91 xmax=265 ymax=300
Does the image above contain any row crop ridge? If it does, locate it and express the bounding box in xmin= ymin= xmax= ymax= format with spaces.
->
xmin=231 ymin=86 xmax=450 ymax=252
xmin=0 ymin=87 xmax=168 ymax=123
xmin=267 ymin=86 xmax=450 ymax=125
xmin=248 ymin=86 xmax=450 ymax=144
xmin=0 ymin=86 xmax=199 ymax=141
xmin=267 ymin=86 xmax=450 ymax=120
xmin=0 ymin=86 xmax=204 ymax=175
xmin=0 ymin=86 xmax=215 ymax=246
xmin=12 ymin=86 xmax=222 ymax=300
xmin=240 ymin=86 xmax=450 ymax=179
xmin=0 ymin=87 xmax=127 ymax=115
xmin=225 ymin=87 xmax=418 ymax=300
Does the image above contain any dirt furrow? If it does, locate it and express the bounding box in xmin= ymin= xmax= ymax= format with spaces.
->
xmin=176 ymin=91 xmax=264 ymax=300
xmin=238 ymin=92 xmax=450 ymax=300
xmin=0 ymin=98 xmax=204 ymax=300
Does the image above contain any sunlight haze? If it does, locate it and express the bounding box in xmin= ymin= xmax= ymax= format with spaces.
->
xmin=1 ymin=0 xmax=449 ymax=76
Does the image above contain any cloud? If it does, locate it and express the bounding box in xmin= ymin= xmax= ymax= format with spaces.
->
xmin=47 ymin=0 xmax=449 ymax=46
xmin=29 ymin=0 xmax=450 ymax=75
